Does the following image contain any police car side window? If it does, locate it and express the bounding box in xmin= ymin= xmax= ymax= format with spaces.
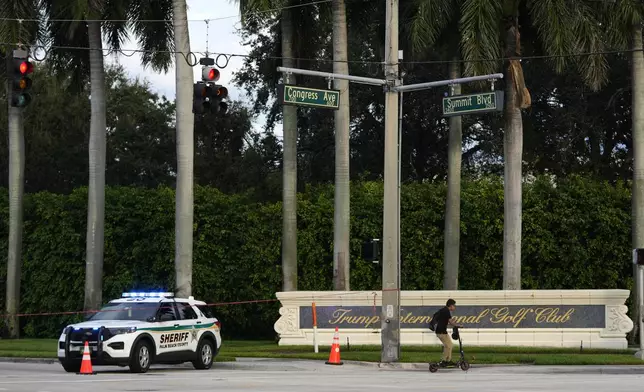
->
xmin=157 ymin=302 xmax=177 ymax=321
xmin=176 ymin=302 xmax=198 ymax=320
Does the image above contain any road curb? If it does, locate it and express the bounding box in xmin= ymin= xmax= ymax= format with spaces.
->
xmin=0 ymin=357 xmax=57 ymax=364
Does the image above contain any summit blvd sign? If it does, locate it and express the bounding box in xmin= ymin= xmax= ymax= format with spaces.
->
xmin=442 ymin=90 xmax=504 ymax=117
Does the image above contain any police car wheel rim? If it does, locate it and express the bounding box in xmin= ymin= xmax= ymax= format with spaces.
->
xmin=202 ymin=344 xmax=212 ymax=364
xmin=139 ymin=346 xmax=149 ymax=368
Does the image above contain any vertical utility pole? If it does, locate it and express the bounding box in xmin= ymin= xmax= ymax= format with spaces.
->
xmin=381 ymin=0 xmax=401 ymax=363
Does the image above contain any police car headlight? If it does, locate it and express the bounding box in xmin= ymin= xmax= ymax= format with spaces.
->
xmin=108 ymin=327 xmax=137 ymax=335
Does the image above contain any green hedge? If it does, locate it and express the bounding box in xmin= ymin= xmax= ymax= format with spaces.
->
xmin=0 ymin=175 xmax=636 ymax=340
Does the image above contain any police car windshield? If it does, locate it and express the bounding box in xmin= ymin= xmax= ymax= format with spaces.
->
xmin=87 ymin=302 xmax=159 ymax=321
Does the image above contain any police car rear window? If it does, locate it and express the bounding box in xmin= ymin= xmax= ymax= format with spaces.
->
xmin=196 ymin=305 xmax=214 ymax=318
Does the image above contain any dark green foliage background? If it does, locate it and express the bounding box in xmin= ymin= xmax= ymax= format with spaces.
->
xmin=0 ymin=175 xmax=635 ymax=339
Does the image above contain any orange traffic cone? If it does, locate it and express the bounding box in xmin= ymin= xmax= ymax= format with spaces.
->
xmin=325 ymin=327 xmax=343 ymax=365
xmin=78 ymin=341 xmax=96 ymax=375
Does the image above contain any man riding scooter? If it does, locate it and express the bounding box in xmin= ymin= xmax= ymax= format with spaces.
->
xmin=432 ymin=299 xmax=463 ymax=367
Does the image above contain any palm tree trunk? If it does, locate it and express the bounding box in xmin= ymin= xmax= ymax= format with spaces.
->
xmin=443 ymin=59 xmax=462 ymax=290
xmin=5 ymin=55 xmax=25 ymax=338
xmin=173 ymin=0 xmax=195 ymax=298
xmin=502 ymin=19 xmax=522 ymax=290
xmin=281 ymin=5 xmax=298 ymax=292
xmin=631 ymin=20 xmax=644 ymax=346
xmin=332 ymin=0 xmax=350 ymax=291
xmin=84 ymin=20 xmax=107 ymax=311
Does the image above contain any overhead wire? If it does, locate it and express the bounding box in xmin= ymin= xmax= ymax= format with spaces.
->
xmin=0 ymin=0 xmax=336 ymax=23
xmin=0 ymin=41 xmax=639 ymax=69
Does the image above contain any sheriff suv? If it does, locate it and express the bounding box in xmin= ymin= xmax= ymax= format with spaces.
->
xmin=57 ymin=292 xmax=222 ymax=373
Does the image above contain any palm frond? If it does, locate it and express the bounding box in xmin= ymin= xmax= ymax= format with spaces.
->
xmin=603 ymin=0 xmax=643 ymax=49
xmin=407 ymin=0 xmax=455 ymax=56
xmin=569 ymin=0 xmax=609 ymax=91
xmin=237 ymin=0 xmax=279 ymax=26
xmin=127 ymin=0 xmax=174 ymax=73
xmin=40 ymin=0 xmax=91 ymax=92
xmin=0 ymin=0 xmax=41 ymax=46
xmin=101 ymin=0 xmax=130 ymax=52
xmin=459 ymin=0 xmax=503 ymax=76
xmin=525 ymin=0 xmax=575 ymax=73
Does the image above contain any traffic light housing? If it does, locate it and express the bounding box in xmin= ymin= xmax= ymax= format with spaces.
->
xmin=362 ymin=238 xmax=381 ymax=264
xmin=11 ymin=56 xmax=34 ymax=108
xmin=193 ymin=81 xmax=212 ymax=114
xmin=212 ymin=84 xmax=228 ymax=114
xmin=634 ymin=249 xmax=644 ymax=266
xmin=192 ymin=66 xmax=229 ymax=115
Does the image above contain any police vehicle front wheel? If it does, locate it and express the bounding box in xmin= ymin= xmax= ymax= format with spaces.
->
xmin=129 ymin=340 xmax=152 ymax=373
xmin=60 ymin=360 xmax=81 ymax=373
xmin=192 ymin=338 xmax=214 ymax=370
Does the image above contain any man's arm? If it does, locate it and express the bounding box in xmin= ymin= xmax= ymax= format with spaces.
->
xmin=447 ymin=317 xmax=462 ymax=328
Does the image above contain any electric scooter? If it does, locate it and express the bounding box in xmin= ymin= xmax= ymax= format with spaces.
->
xmin=429 ymin=327 xmax=470 ymax=373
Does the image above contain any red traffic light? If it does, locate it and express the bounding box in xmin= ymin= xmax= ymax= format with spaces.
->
xmin=202 ymin=67 xmax=220 ymax=82
xmin=19 ymin=61 xmax=33 ymax=75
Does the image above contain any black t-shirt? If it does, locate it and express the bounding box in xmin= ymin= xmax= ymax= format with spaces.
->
xmin=434 ymin=306 xmax=451 ymax=334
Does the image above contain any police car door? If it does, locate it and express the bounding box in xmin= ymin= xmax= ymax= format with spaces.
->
xmin=174 ymin=301 xmax=200 ymax=353
xmin=154 ymin=299 xmax=185 ymax=356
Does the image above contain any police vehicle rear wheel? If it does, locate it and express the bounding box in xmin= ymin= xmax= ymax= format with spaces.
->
xmin=192 ymin=338 xmax=214 ymax=370
xmin=129 ymin=340 xmax=152 ymax=373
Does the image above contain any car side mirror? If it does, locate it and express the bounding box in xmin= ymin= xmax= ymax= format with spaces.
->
xmin=146 ymin=316 xmax=157 ymax=322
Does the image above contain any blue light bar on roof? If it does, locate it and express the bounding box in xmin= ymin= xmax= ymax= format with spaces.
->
xmin=121 ymin=292 xmax=174 ymax=298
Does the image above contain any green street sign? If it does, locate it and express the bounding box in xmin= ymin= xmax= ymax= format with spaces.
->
xmin=442 ymin=91 xmax=504 ymax=117
xmin=278 ymin=84 xmax=340 ymax=110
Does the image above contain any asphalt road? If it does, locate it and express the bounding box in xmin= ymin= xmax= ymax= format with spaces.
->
xmin=1 ymin=359 xmax=644 ymax=392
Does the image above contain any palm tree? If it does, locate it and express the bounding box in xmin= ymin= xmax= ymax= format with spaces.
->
xmin=331 ymin=0 xmax=350 ymax=291
xmin=601 ymin=0 xmax=644 ymax=347
xmin=42 ymin=0 xmax=174 ymax=308
xmin=0 ymin=0 xmax=41 ymax=338
xmin=442 ymin=59 xmax=462 ymax=290
xmin=408 ymin=0 xmax=610 ymax=290
xmin=408 ymin=2 xmax=463 ymax=290
xmin=172 ymin=0 xmax=194 ymax=298
xmin=237 ymin=0 xmax=298 ymax=291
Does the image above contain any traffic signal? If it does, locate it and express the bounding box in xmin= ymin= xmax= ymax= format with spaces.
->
xmin=212 ymin=84 xmax=228 ymax=114
xmin=193 ymin=65 xmax=229 ymax=115
xmin=201 ymin=66 xmax=220 ymax=83
xmin=634 ymin=249 xmax=644 ymax=266
xmin=362 ymin=238 xmax=381 ymax=264
xmin=11 ymin=56 xmax=34 ymax=108
xmin=193 ymin=81 xmax=212 ymax=114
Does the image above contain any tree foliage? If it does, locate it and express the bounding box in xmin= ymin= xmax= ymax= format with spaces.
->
xmin=0 ymin=62 xmax=280 ymax=197
xmin=0 ymin=175 xmax=635 ymax=338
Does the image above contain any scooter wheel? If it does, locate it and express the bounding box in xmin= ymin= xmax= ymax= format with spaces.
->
xmin=429 ymin=364 xmax=438 ymax=373
xmin=460 ymin=361 xmax=470 ymax=371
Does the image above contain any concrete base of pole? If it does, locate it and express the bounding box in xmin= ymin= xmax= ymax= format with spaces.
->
xmin=634 ymin=350 xmax=644 ymax=360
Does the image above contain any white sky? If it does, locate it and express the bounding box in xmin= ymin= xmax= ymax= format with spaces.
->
xmin=103 ymin=0 xmax=281 ymax=138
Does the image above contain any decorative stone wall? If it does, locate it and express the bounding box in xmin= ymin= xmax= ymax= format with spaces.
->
xmin=274 ymin=290 xmax=634 ymax=349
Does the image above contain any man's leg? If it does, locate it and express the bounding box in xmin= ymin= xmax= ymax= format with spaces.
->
xmin=436 ymin=333 xmax=453 ymax=363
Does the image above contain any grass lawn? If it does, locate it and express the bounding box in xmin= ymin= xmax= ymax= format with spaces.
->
xmin=1 ymin=339 xmax=643 ymax=365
